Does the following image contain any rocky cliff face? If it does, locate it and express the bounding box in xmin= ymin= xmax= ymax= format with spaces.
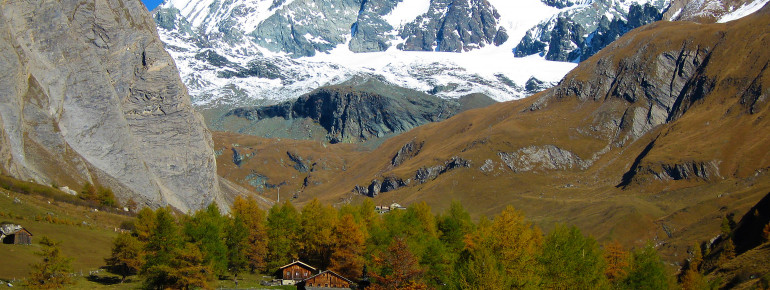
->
xmin=398 ymin=0 xmax=506 ymax=52
xmin=0 ymin=0 xmax=224 ymax=212
xmin=515 ymin=0 xmax=669 ymax=62
xmin=219 ymin=78 xmax=495 ymax=144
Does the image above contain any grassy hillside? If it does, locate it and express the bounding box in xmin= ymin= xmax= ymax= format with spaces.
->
xmin=0 ymin=178 xmax=132 ymax=281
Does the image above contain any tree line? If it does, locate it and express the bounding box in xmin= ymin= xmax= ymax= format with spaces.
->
xmin=100 ymin=197 xmax=679 ymax=289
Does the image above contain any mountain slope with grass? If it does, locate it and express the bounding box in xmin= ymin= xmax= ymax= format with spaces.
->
xmin=218 ymin=3 xmax=770 ymax=263
xmin=0 ymin=176 xmax=132 ymax=281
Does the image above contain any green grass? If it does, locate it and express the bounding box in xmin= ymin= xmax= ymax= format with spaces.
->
xmin=71 ymin=272 xmax=296 ymax=289
xmin=0 ymin=185 xmax=132 ymax=281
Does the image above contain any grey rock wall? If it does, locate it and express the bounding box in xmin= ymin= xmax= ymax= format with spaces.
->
xmin=514 ymin=1 xmax=669 ymax=62
xmin=399 ymin=0 xmax=503 ymax=52
xmin=0 ymin=0 xmax=223 ymax=212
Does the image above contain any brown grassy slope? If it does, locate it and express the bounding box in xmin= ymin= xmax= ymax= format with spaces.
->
xmin=264 ymin=5 xmax=770 ymax=255
xmin=213 ymin=131 xmax=369 ymax=205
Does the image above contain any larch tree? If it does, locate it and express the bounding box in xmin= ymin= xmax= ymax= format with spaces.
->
xmin=489 ymin=205 xmax=543 ymax=287
xmin=329 ymin=214 xmax=366 ymax=280
xmin=231 ymin=195 xmax=268 ymax=272
xmin=225 ymin=211 xmax=249 ymax=285
xmin=410 ymin=202 xmax=438 ymax=238
xmin=680 ymin=243 xmax=706 ymax=290
xmin=105 ymin=232 xmax=144 ymax=283
xmin=372 ymin=237 xmax=426 ymax=290
xmin=621 ymin=243 xmax=670 ymax=289
xmin=184 ymin=203 xmax=228 ymax=277
xmin=169 ymin=243 xmax=212 ymax=290
xmin=603 ymin=240 xmax=629 ymax=283
xmin=27 ymin=236 xmax=72 ymax=289
xmin=133 ymin=207 xmax=156 ymax=243
xmin=142 ymin=207 xmax=183 ymax=288
xmin=437 ymin=201 xmax=475 ymax=252
xmin=298 ymin=198 xmax=337 ymax=269
xmin=537 ymin=225 xmax=608 ymax=289
xmin=266 ymin=201 xmax=301 ymax=269
xmin=453 ymin=245 xmax=506 ymax=290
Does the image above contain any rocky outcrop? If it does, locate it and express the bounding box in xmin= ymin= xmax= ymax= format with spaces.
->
xmin=622 ymin=160 xmax=722 ymax=184
xmin=536 ymin=38 xmax=712 ymax=144
xmin=498 ymin=145 xmax=590 ymax=173
xmin=287 ymin=151 xmax=311 ymax=173
xmin=0 ymin=0 xmax=223 ymax=212
xmin=392 ymin=139 xmax=424 ymax=167
xmin=348 ymin=0 xmax=400 ymax=52
xmin=524 ymin=77 xmax=553 ymax=95
xmin=253 ymin=0 xmax=360 ymax=57
xmin=226 ymin=85 xmax=451 ymax=143
xmin=222 ymin=78 xmax=495 ymax=144
xmin=353 ymin=156 xmax=470 ymax=197
xmin=399 ymin=0 xmax=505 ymax=52
xmin=649 ymin=161 xmax=721 ymax=181
xmin=514 ymin=1 xmax=669 ymax=62
xmin=579 ymin=4 xmax=663 ymax=60
xmin=415 ymin=156 xmax=472 ymax=183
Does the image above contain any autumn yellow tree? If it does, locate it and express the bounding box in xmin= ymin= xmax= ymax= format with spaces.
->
xmin=169 ymin=243 xmax=213 ymax=290
xmin=372 ymin=237 xmax=426 ymax=289
xmin=299 ymin=198 xmax=337 ymax=268
xmin=603 ymin=240 xmax=628 ymax=283
xmin=411 ymin=201 xmax=438 ymax=238
xmin=133 ymin=207 xmax=156 ymax=243
xmin=490 ymin=205 xmax=543 ymax=287
xmin=27 ymin=236 xmax=72 ymax=289
xmin=330 ymin=214 xmax=366 ymax=279
xmin=105 ymin=233 xmax=144 ymax=283
xmin=231 ymin=195 xmax=268 ymax=272
xmin=680 ymin=243 xmax=706 ymax=290
xmin=266 ymin=201 xmax=300 ymax=269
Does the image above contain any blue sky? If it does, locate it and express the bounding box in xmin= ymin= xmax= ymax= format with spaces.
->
xmin=142 ymin=0 xmax=163 ymax=11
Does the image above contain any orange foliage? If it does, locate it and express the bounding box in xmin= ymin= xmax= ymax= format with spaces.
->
xmin=603 ymin=241 xmax=628 ymax=282
xmin=371 ymin=237 xmax=426 ymax=290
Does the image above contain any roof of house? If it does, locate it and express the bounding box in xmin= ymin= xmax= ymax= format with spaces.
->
xmin=304 ymin=270 xmax=354 ymax=284
xmin=278 ymin=260 xmax=317 ymax=271
xmin=0 ymin=224 xmax=31 ymax=236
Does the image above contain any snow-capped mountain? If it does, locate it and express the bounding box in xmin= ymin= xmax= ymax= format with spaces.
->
xmin=152 ymin=0 xmax=677 ymax=110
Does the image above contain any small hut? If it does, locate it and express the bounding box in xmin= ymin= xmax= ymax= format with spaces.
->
xmin=0 ymin=223 xmax=32 ymax=245
xmin=276 ymin=260 xmax=317 ymax=285
xmin=299 ymin=270 xmax=354 ymax=290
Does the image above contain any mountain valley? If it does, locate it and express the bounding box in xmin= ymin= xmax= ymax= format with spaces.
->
xmin=209 ymin=0 xmax=770 ymax=270
xmin=1 ymin=0 xmax=770 ymax=287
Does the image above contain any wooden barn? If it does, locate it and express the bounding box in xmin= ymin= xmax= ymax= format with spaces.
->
xmin=276 ymin=260 xmax=317 ymax=285
xmin=0 ymin=224 xmax=32 ymax=245
xmin=299 ymin=270 xmax=354 ymax=290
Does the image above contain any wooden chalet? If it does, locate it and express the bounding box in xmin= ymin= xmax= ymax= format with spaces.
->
xmin=299 ymin=270 xmax=354 ymax=290
xmin=276 ymin=260 xmax=317 ymax=285
xmin=0 ymin=224 xmax=32 ymax=245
